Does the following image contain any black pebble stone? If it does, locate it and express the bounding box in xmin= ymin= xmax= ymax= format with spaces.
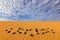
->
xmin=45 ymin=31 xmax=50 ymax=33
xmin=52 ymin=32 xmax=55 ymax=33
xmin=35 ymin=28 xmax=38 ymax=32
xmin=29 ymin=28 xmax=32 ymax=31
xmin=51 ymin=29 xmax=54 ymax=31
xmin=10 ymin=28 xmax=13 ymax=30
xmin=17 ymin=30 xmax=20 ymax=32
xmin=42 ymin=32 xmax=45 ymax=35
xmin=12 ymin=32 xmax=16 ymax=34
xmin=5 ymin=30 xmax=8 ymax=31
xmin=19 ymin=32 xmax=22 ymax=34
xmin=19 ymin=28 xmax=21 ymax=29
xmin=26 ymin=29 xmax=28 ymax=31
xmin=41 ymin=28 xmax=45 ymax=31
xmin=24 ymin=32 xmax=27 ymax=34
xmin=37 ymin=33 xmax=39 ymax=35
xmin=46 ymin=28 xmax=49 ymax=30
xmin=7 ymin=31 xmax=11 ymax=33
xmin=22 ymin=28 xmax=24 ymax=30
xmin=30 ymin=34 xmax=34 ymax=37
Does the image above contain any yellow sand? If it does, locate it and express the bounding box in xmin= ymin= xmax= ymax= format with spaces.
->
xmin=0 ymin=21 xmax=60 ymax=40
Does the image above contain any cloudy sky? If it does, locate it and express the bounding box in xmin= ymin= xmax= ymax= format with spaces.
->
xmin=0 ymin=0 xmax=60 ymax=21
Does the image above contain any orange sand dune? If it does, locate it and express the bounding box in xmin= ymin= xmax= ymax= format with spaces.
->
xmin=0 ymin=21 xmax=60 ymax=40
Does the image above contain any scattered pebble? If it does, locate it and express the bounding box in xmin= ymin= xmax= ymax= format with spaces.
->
xmin=45 ymin=31 xmax=50 ymax=33
xmin=24 ymin=32 xmax=27 ymax=34
xmin=7 ymin=31 xmax=11 ymax=33
xmin=52 ymin=32 xmax=55 ymax=33
xmin=19 ymin=32 xmax=22 ymax=34
xmin=30 ymin=34 xmax=34 ymax=37
xmin=42 ymin=32 xmax=45 ymax=35
xmin=5 ymin=27 xmax=55 ymax=36
xmin=37 ymin=32 xmax=39 ymax=35
xmin=35 ymin=28 xmax=38 ymax=32
xmin=12 ymin=32 xmax=16 ymax=34
xmin=29 ymin=28 xmax=32 ymax=31
xmin=10 ymin=28 xmax=13 ymax=30
xmin=19 ymin=28 xmax=21 ymax=29
xmin=51 ymin=29 xmax=54 ymax=31
xmin=41 ymin=28 xmax=45 ymax=31
xmin=5 ymin=29 xmax=8 ymax=31
xmin=22 ymin=28 xmax=24 ymax=30
xmin=17 ymin=30 xmax=20 ymax=32
xmin=26 ymin=29 xmax=28 ymax=31
xmin=46 ymin=28 xmax=49 ymax=30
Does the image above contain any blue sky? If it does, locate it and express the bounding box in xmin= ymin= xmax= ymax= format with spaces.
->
xmin=0 ymin=0 xmax=60 ymax=21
